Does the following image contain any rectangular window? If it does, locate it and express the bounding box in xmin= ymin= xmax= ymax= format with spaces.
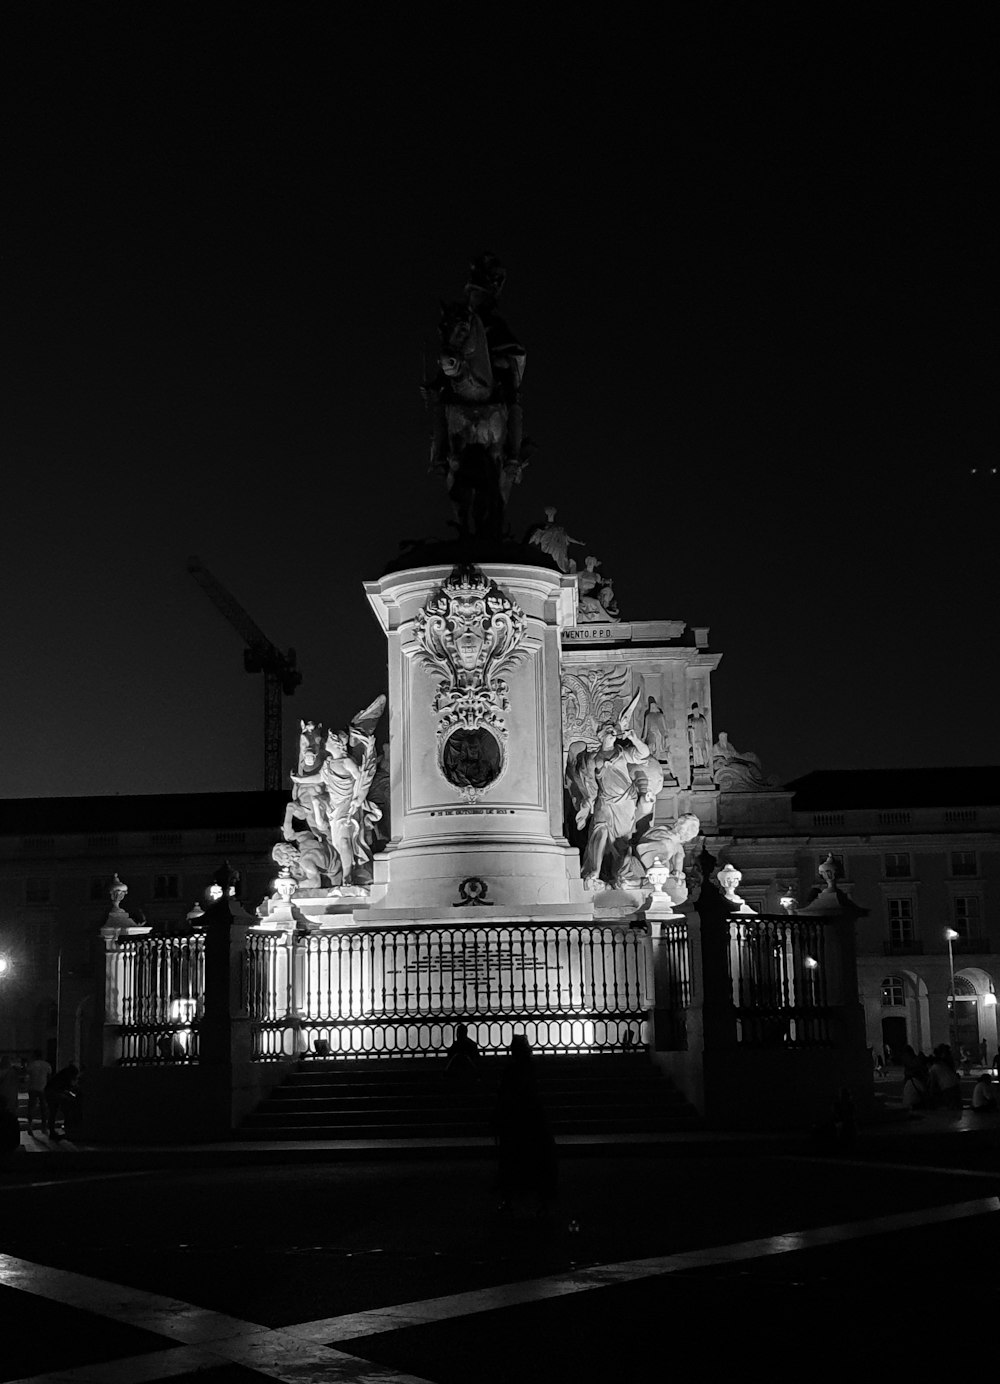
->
xmin=87 ymin=834 xmax=120 ymax=851
xmin=881 ymin=977 xmax=905 ymax=1007
xmin=20 ymin=836 xmax=55 ymax=853
xmin=813 ymin=813 xmax=845 ymax=829
xmin=945 ymin=809 xmax=977 ymax=825
xmin=884 ymin=852 xmax=911 ymax=879
xmin=25 ymin=877 xmax=52 ymax=905
xmin=954 ymin=897 xmax=981 ymax=938
xmin=887 ymin=898 xmax=914 ymax=944
xmin=878 ymin=811 xmax=911 ymax=826
xmin=153 ymin=874 xmax=180 ymax=900
xmin=951 ymin=851 xmax=977 ymax=877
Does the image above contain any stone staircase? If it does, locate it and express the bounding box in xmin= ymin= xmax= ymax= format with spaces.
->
xmin=237 ymin=1053 xmax=699 ymax=1141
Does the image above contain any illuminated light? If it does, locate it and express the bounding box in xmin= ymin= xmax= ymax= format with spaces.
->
xmin=779 ymin=895 xmax=796 ymax=912
xmin=944 ymin=928 xmax=959 ymax=941
xmin=0 ymin=956 xmax=9 ymax=976
xmin=804 ymin=956 xmax=819 ymax=969
xmin=985 ymin=993 xmax=997 ymax=1008
xmin=207 ymin=884 xmax=224 ymax=901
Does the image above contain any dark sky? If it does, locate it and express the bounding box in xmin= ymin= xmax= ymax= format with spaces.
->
xmin=3 ymin=7 xmax=995 ymax=799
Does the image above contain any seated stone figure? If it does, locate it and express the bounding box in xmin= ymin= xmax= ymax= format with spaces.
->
xmin=635 ymin=812 xmax=701 ymax=877
xmin=711 ymin=731 xmax=778 ymax=791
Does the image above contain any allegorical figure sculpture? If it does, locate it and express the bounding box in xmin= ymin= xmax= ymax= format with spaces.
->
xmin=641 ymin=697 xmax=670 ymax=761
xmin=528 ymin=506 xmax=583 ymax=573
xmin=318 ymin=695 xmax=387 ymax=887
xmin=575 ymin=555 xmax=622 ymax=624
xmin=272 ymin=698 xmax=386 ymax=891
xmin=687 ymin=701 xmax=710 ymax=771
xmin=635 ymin=812 xmax=701 ymax=877
xmin=282 ymin=721 xmax=329 ymax=841
xmin=423 ymin=252 xmax=527 ymax=540
xmin=273 ymin=721 xmax=336 ymax=890
xmin=565 ymin=691 xmax=658 ymax=888
xmin=711 ymin=731 xmax=778 ymax=791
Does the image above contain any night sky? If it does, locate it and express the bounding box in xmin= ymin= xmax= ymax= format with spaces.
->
xmin=4 ymin=8 xmax=995 ymax=800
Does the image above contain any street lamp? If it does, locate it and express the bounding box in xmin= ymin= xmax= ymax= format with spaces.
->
xmin=945 ymin=928 xmax=959 ymax=1058
xmin=0 ymin=956 xmax=9 ymax=1054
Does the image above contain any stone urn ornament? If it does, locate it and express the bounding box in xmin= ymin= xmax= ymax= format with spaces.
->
xmin=646 ymin=857 xmax=671 ymax=895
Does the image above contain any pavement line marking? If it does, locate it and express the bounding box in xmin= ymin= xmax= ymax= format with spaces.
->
xmin=7 ymin=1344 xmax=220 ymax=1383
xmin=785 ymin=1155 xmax=1000 ymax=1180
xmin=0 ymin=1170 xmax=158 ymax=1193
xmin=287 ymin=1195 xmax=1000 ymax=1344
xmin=0 ymin=1252 xmax=439 ymax=1384
xmin=7 ymin=1197 xmax=998 ymax=1379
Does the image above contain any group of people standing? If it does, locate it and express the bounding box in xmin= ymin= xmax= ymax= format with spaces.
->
xmin=0 ymin=1051 xmax=80 ymax=1155
xmin=899 ymin=1043 xmax=994 ymax=1111
xmin=445 ymin=1025 xmax=557 ymax=1215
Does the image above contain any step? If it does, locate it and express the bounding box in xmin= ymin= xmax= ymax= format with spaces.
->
xmin=238 ymin=1054 xmax=699 ymax=1142
xmin=238 ymin=1115 xmax=700 ymax=1141
xmin=244 ymin=1101 xmax=686 ymax=1127
xmin=283 ymin=1075 xmax=667 ymax=1094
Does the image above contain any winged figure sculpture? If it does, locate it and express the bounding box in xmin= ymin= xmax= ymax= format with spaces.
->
xmin=319 ymin=694 xmax=387 ymax=886
xmin=564 ymin=688 xmax=665 ymax=888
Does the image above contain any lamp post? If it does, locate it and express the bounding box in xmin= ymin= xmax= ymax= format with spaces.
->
xmin=55 ymin=948 xmax=63 ymax=1071
xmin=945 ymin=928 xmax=959 ymax=1058
xmin=0 ymin=955 xmax=9 ymax=1053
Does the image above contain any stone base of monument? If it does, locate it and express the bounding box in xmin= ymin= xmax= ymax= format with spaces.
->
xmin=364 ymin=837 xmax=593 ymax=922
xmin=257 ymin=889 xmax=369 ymax=931
xmin=361 ymin=561 xmax=599 ymax=924
xmin=260 ymin=890 xmax=600 ymax=930
xmin=590 ymin=886 xmax=648 ymax=921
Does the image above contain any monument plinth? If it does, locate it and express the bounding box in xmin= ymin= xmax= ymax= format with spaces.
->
xmin=362 ymin=561 xmax=592 ymax=920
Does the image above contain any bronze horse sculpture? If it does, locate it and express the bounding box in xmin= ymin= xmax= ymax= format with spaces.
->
xmin=424 ymin=256 xmax=527 ymax=541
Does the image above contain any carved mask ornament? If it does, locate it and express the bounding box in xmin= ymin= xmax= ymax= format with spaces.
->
xmin=415 ymin=564 xmax=527 ymax=801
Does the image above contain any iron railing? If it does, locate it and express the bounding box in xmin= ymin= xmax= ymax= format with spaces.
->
xmin=114 ymin=935 xmax=204 ymax=1064
xmin=728 ymin=913 xmax=833 ymax=1047
xmin=244 ymin=923 xmax=650 ymax=1060
xmin=247 ymin=930 xmax=294 ymax=1059
xmin=652 ymin=919 xmax=690 ymax=1051
xmin=109 ymin=913 xmax=842 ymax=1063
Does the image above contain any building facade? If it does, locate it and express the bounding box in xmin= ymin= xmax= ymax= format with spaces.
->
xmin=2 ymin=771 xmax=995 ymax=1071
xmin=0 ymin=792 xmax=285 ymax=1064
xmin=715 ymin=767 xmax=1000 ymax=1063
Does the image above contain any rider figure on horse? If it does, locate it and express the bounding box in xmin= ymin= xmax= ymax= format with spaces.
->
xmin=424 ymin=253 xmax=527 ymax=538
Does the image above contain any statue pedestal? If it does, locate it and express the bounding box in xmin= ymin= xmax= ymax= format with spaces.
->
xmin=363 ymin=563 xmax=592 ymax=921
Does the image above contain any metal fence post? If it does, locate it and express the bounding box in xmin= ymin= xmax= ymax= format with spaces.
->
xmin=200 ymin=895 xmax=252 ymax=1068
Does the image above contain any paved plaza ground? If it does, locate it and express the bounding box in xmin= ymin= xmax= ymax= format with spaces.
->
xmin=4 ymin=1095 xmax=1000 ymax=1382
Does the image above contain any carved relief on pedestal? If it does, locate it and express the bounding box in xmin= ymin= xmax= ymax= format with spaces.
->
xmin=415 ymin=564 xmax=527 ymax=802
xmin=560 ymin=665 xmax=631 ymax=753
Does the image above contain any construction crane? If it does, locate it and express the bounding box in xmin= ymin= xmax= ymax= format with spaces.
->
xmin=187 ymin=556 xmax=302 ymax=791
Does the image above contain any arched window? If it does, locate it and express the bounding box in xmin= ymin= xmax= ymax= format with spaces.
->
xmin=953 ymin=976 xmax=977 ymax=996
xmin=880 ymin=976 xmax=905 ymax=1007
